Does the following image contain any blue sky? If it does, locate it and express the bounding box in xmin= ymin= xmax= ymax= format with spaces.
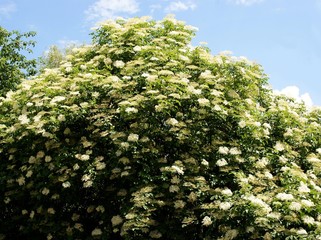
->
xmin=1 ymin=0 xmax=320 ymax=105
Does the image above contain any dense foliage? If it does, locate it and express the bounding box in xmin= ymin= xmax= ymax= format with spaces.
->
xmin=1 ymin=16 xmax=321 ymax=239
xmin=0 ymin=26 xmax=37 ymax=96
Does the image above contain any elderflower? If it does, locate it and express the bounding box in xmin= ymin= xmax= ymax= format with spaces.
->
xmin=202 ymin=216 xmax=212 ymax=226
xmin=18 ymin=114 xmax=30 ymax=124
xmin=298 ymin=182 xmax=310 ymax=193
xmin=216 ymin=158 xmax=228 ymax=167
xmin=133 ymin=46 xmax=141 ymax=52
xmin=188 ymin=192 xmax=197 ymax=202
xmin=42 ymin=188 xmax=50 ymax=195
xmin=225 ymin=229 xmax=239 ymax=239
xmin=96 ymin=205 xmax=105 ymax=213
xmin=301 ymin=199 xmax=314 ymax=207
xmin=256 ymin=158 xmax=269 ymax=168
xmin=92 ymin=228 xmax=103 ymax=236
xmin=253 ymin=121 xmax=261 ymax=127
xmin=297 ymin=228 xmax=308 ymax=235
xmin=229 ymin=147 xmax=241 ymax=155
xmin=179 ymin=55 xmax=189 ymax=62
xmin=169 ymin=185 xmax=180 ymax=193
xmin=238 ymin=120 xmax=246 ymax=128
xmin=57 ymin=114 xmax=66 ymax=121
xmin=111 ymin=215 xmax=123 ymax=226
xmin=75 ymin=154 xmax=90 ymax=161
xmin=149 ymin=230 xmax=162 ymax=239
xmin=73 ymin=163 xmax=80 ymax=170
xmin=50 ymin=96 xmax=66 ymax=105
xmin=96 ymin=162 xmax=106 ymax=170
xmin=26 ymin=170 xmax=33 ymax=178
xmin=125 ymin=107 xmax=138 ymax=114
xmin=81 ymin=174 xmax=91 ymax=182
xmin=276 ymin=193 xmax=294 ymax=201
xmin=219 ymin=201 xmax=232 ymax=210
xmin=197 ymin=98 xmax=210 ymax=106
xmin=171 ymin=176 xmax=180 ymax=184
xmin=289 ymin=202 xmax=302 ymax=212
xmin=166 ymin=118 xmax=179 ymax=126
xmin=62 ymin=181 xmax=71 ymax=188
xmin=47 ymin=208 xmax=55 ymax=214
xmin=221 ymin=188 xmax=233 ymax=196
xmin=213 ymin=105 xmax=221 ymax=111
xmin=187 ymin=86 xmax=202 ymax=94
xmin=274 ymin=142 xmax=285 ymax=151
xmin=113 ymin=60 xmax=125 ymax=68
xmin=16 ymin=176 xmax=25 ymax=186
xmin=127 ymin=133 xmax=139 ymax=142
xmin=120 ymin=142 xmax=130 ymax=149
xmin=244 ymin=195 xmax=272 ymax=214
xmin=218 ymin=146 xmax=229 ymax=155
xmin=83 ymin=181 xmax=93 ymax=188
xmin=174 ymin=200 xmax=185 ymax=209
xmin=36 ymin=151 xmax=45 ymax=159
xmin=201 ymin=159 xmax=209 ymax=166
xmin=267 ymin=212 xmax=281 ymax=220
xmin=172 ymin=165 xmax=184 ymax=175
xmin=302 ymin=215 xmax=315 ymax=225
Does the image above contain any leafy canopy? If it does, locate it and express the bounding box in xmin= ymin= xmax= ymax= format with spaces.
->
xmin=1 ymin=16 xmax=321 ymax=240
xmin=0 ymin=27 xmax=37 ymax=96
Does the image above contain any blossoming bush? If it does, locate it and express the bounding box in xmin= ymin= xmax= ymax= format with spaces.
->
xmin=1 ymin=16 xmax=321 ymax=239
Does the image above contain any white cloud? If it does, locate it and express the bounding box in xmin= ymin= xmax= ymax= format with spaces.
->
xmin=27 ymin=24 xmax=37 ymax=31
xmin=85 ymin=0 xmax=139 ymax=21
xmin=229 ymin=0 xmax=264 ymax=6
xmin=274 ymin=86 xmax=313 ymax=107
xmin=150 ymin=4 xmax=162 ymax=14
xmin=0 ymin=2 xmax=16 ymax=17
xmin=165 ymin=1 xmax=196 ymax=12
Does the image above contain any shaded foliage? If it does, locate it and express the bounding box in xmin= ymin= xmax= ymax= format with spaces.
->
xmin=0 ymin=27 xmax=36 ymax=96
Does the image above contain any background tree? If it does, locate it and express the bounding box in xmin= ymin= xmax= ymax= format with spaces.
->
xmin=37 ymin=45 xmax=64 ymax=71
xmin=38 ymin=43 xmax=79 ymax=72
xmin=0 ymin=26 xmax=37 ymax=96
xmin=1 ymin=16 xmax=321 ymax=239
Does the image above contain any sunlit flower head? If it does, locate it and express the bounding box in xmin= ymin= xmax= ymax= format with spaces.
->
xmin=172 ymin=165 xmax=184 ymax=175
xmin=298 ymin=182 xmax=310 ymax=193
xmin=219 ymin=201 xmax=232 ymax=210
xmin=18 ymin=114 xmax=30 ymax=124
xmin=218 ymin=146 xmax=229 ymax=155
xmin=216 ymin=158 xmax=228 ymax=167
xmin=276 ymin=193 xmax=294 ymax=201
xmin=274 ymin=142 xmax=285 ymax=151
xmin=127 ymin=133 xmax=139 ymax=142
xmin=221 ymin=188 xmax=233 ymax=196
xmin=113 ymin=60 xmax=125 ymax=68
xmin=198 ymin=98 xmax=210 ymax=106
xmin=202 ymin=216 xmax=212 ymax=226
